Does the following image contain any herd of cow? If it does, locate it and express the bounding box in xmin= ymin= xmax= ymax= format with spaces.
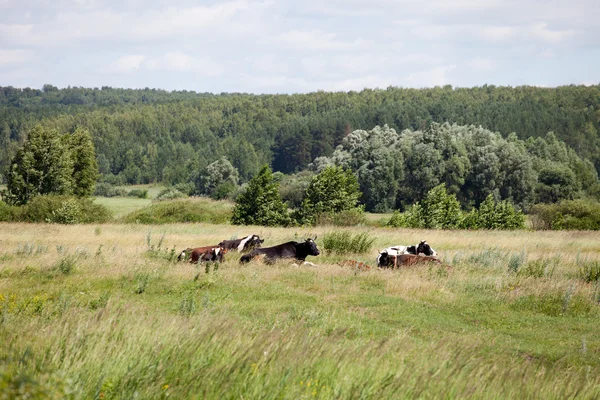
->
xmin=177 ymin=234 xmax=445 ymax=269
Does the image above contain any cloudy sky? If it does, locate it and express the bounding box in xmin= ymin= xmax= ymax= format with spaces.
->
xmin=1 ymin=0 xmax=599 ymax=93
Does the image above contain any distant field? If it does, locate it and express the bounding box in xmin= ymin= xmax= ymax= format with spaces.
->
xmin=1 ymin=223 xmax=599 ymax=398
xmin=94 ymin=196 xmax=152 ymax=218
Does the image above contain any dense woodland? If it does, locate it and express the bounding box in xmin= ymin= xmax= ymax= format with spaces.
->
xmin=1 ymin=84 xmax=599 ymax=212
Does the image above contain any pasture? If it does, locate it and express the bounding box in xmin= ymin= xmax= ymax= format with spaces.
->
xmin=1 ymin=223 xmax=599 ymax=399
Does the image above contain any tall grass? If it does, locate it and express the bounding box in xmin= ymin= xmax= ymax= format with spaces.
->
xmin=322 ymin=231 xmax=375 ymax=254
xmin=1 ymin=224 xmax=599 ymax=398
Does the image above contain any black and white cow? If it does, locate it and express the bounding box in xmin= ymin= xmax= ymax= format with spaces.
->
xmin=240 ymin=238 xmax=320 ymax=264
xmin=377 ymin=240 xmax=437 ymax=268
xmin=218 ymin=234 xmax=264 ymax=252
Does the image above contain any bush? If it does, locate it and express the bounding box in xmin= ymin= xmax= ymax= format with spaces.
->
xmin=473 ymin=195 xmax=525 ymax=230
xmin=296 ymin=166 xmax=362 ymax=225
xmin=0 ymin=200 xmax=21 ymax=222
xmin=19 ymin=195 xmax=112 ymax=224
xmin=232 ymin=165 xmax=291 ymax=227
xmin=122 ymin=198 xmax=232 ymax=224
xmin=94 ymin=182 xmax=127 ymax=197
xmin=154 ymin=188 xmax=187 ymax=202
xmin=323 ymin=231 xmax=375 ymax=255
xmin=530 ymin=200 xmax=600 ymax=230
xmin=127 ymin=189 xmax=148 ymax=199
xmin=315 ymin=209 xmax=366 ymax=226
xmin=578 ymin=261 xmax=600 ymax=283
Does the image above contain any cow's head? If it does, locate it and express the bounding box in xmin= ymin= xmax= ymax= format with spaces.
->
xmin=245 ymin=235 xmax=264 ymax=250
xmin=416 ymin=240 xmax=436 ymax=256
xmin=305 ymin=238 xmax=320 ymax=256
xmin=203 ymin=247 xmax=224 ymax=262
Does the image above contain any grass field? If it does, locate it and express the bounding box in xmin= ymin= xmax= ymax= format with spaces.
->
xmin=1 ymin=223 xmax=599 ymax=399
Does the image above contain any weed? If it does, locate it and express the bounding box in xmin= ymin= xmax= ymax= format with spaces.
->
xmin=578 ymin=260 xmax=600 ymax=283
xmin=94 ymin=226 xmax=102 ymax=236
xmin=54 ymin=256 xmax=76 ymax=275
xmin=323 ymin=231 xmax=375 ymax=254
xmin=89 ymin=292 xmax=110 ymax=310
xmin=179 ymin=292 xmax=196 ymax=317
xmin=134 ymin=273 xmax=150 ymax=294
xmin=507 ymin=251 xmax=526 ymax=273
xmin=518 ymin=258 xmax=557 ymax=278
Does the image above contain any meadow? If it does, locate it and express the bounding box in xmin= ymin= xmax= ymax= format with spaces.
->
xmin=1 ymin=223 xmax=599 ymax=399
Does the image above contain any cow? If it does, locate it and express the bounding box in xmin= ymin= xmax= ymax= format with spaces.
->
xmin=218 ymin=234 xmax=264 ymax=252
xmin=379 ymin=254 xmax=443 ymax=269
xmin=178 ymin=246 xmax=225 ymax=263
xmin=240 ymin=238 xmax=320 ymax=264
xmin=376 ymin=240 xmax=437 ymax=268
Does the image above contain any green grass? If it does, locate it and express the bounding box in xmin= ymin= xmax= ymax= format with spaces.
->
xmin=94 ymin=196 xmax=152 ymax=217
xmin=1 ymin=224 xmax=599 ymax=398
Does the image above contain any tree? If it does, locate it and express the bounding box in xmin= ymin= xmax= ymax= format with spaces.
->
xmin=195 ymin=157 xmax=239 ymax=200
xmin=4 ymin=125 xmax=73 ymax=205
xmin=231 ymin=165 xmax=291 ymax=226
xmin=67 ymin=127 xmax=99 ymax=197
xmin=296 ymin=166 xmax=363 ymax=224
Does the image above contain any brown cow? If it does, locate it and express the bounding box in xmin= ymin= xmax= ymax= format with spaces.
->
xmin=380 ymin=254 xmax=448 ymax=269
xmin=178 ymin=246 xmax=226 ymax=263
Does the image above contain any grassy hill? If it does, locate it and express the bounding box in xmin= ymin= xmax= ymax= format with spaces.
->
xmin=1 ymin=223 xmax=599 ymax=398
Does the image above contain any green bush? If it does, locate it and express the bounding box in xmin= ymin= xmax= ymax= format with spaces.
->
xmin=94 ymin=182 xmax=127 ymax=197
xmin=473 ymin=195 xmax=525 ymax=230
xmin=18 ymin=195 xmax=112 ymax=224
xmin=0 ymin=200 xmax=21 ymax=222
xmin=122 ymin=198 xmax=232 ymax=224
xmin=154 ymin=187 xmax=187 ymax=202
xmin=578 ymin=261 xmax=600 ymax=283
xmin=315 ymin=208 xmax=366 ymax=226
xmin=127 ymin=189 xmax=148 ymax=199
xmin=530 ymin=200 xmax=600 ymax=230
xmin=322 ymin=231 xmax=375 ymax=255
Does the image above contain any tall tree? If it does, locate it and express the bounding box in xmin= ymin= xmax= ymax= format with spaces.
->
xmin=231 ymin=165 xmax=290 ymax=226
xmin=4 ymin=125 xmax=73 ymax=205
xmin=67 ymin=127 xmax=99 ymax=197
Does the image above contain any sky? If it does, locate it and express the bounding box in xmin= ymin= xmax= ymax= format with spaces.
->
xmin=0 ymin=0 xmax=599 ymax=94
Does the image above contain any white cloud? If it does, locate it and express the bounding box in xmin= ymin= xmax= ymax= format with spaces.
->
xmin=404 ymin=65 xmax=456 ymax=87
xmin=468 ymin=57 xmax=494 ymax=72
xmin=0 ymin=49 xmax=33 ymax=66
xmin=146 ymin=52 xmax=223 ymax=76
xmin=108 ymin=52 xmax=223 ymax=77
xmin=107 ymin=55 xmax=146 ymax=73
xmin=277 ymin=30 xmax=370 ymax=51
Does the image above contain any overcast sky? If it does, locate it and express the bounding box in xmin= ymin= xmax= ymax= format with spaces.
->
xmin=1 ymin=0 xmax=599 ymax=93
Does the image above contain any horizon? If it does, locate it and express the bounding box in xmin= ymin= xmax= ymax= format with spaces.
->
xmin=1 ymin=1 xmax=599 ymax=94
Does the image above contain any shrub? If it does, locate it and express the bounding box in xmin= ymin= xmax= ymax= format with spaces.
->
xmin=46 ymin=198 xmax=82 ymax=224
xmin=19 ymin=195 xmax=112 ymax=224
xmin=578 ymin=261 xmax=600 ymax=283
xmin=0 ymin=200 xmax=21 ymax=222
xmin=122 ymin=198 xmax=232 ymax=224
xmin=127 ymin=189 xmax=148 ymax=199
xmin=475 ymin=195 xmax=525 ymax=230
xmin=296 ymin=166 xmax=362 ymax=225
xmin=154 ymin=187 xmax=187 ymax=202
xmin=232 ymin=165 xmax=291 ymax=227
xmin=315 ymin=209 xmax=366 ymax=226
xmin=323 ymin=231 xmax=375 ymax=255
xmin=94 ymin=182 xmax=127 ymax=197
xmin=530 ymin=200 xmax=600 ymax=230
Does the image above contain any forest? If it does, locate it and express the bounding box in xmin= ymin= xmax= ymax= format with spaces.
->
xmin=1 ymin=84 xmax=599 ymax=212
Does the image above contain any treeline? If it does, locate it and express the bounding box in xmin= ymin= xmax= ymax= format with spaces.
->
xmin=1 ymin=84 xmax=599 ymax=189
xmin=311 ymin=123 xmax=599 ymax=211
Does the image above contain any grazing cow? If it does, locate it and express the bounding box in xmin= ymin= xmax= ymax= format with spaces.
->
xmin=218 ymin=234 xmax=264 ymax=252
xmin=376 ymin=240 xmax=437 ymax=267
xmin=240 ymin=238 xmax=320 ymax=264
xmin=178 ymin=246 xmax=225 ymax=263
xmin=379 ymin=254 xmax=443 ymax=269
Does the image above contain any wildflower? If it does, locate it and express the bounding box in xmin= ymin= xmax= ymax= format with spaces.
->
xmin=162 ymin=384 xmax=169 ymax=390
